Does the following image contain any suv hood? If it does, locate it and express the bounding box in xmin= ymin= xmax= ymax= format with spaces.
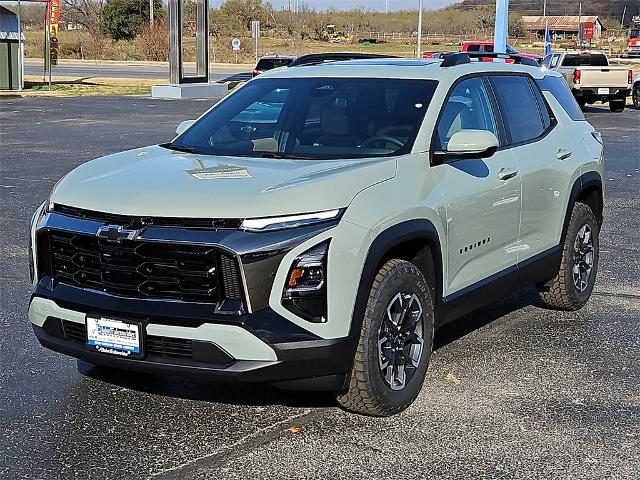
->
xmin=51 ymin=145 xmax=396 ymax=218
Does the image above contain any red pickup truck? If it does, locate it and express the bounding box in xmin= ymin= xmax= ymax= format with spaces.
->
xmin=424 ymin=41 xmax=542 ymax=63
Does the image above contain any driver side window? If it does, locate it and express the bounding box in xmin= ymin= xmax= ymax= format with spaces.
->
xmin=436 ymin=77 xmax=497 ymax=150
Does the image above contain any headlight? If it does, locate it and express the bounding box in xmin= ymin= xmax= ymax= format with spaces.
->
xmin=241 ymin=209 xmax=342 ymax=232
xmin=282 ymin=240 xmax=329 ymax=323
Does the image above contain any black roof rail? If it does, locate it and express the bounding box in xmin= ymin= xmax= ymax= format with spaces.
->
xmin=289 ymin=52 xmax=399 ymax=67
xmin=441 ymin=52 xmax=540 ymax=67
xmin=441 ymin=52 xmax=471 ymax=67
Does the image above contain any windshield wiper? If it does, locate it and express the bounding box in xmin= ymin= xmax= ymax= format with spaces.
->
xmin=162 ymin=143 xmax=201 ymax=154
xmin=258 ymin=152 xmax=317 ymax=160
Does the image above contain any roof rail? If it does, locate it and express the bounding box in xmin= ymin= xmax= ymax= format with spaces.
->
xmin=441 ymin=52 xmax=540 ymax=67
xmin=289 ymin=52 xmax=399 ymax=67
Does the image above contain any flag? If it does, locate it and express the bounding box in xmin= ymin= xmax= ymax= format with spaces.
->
xmin=544 ymin=20 xmax=552 ymax=57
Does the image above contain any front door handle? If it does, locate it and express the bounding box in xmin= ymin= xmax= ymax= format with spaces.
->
xmin=497 ymin=167 xmax=518 ymax=181
xmin=556 ymin=148 xmax=573 ymax=160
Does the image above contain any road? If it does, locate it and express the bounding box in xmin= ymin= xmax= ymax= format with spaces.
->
xmin=23 ymin=59 xmax=252 ymax=82
xmin=1 ymin=97 xmax=639 ymax=480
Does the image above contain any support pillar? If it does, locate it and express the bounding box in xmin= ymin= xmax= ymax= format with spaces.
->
xmin=494 ymin=0 xmax=509 ymax=53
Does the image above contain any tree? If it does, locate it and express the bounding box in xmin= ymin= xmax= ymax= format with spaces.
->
xmin=63 ymin=0 xmax=104 ymax=34
xmin=211 ymin=0 xmax=269 ymax=36
xmin=100 ymin=0 xmax=163 ymax=41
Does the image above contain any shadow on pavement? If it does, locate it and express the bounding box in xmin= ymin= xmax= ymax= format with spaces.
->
xmin=77 ymin=360 xmax=337 ymax=409
xmin=77 ymin=287 xmax=541 ymax=407
xmin=434 ymin=287 xmax=540 ymax=350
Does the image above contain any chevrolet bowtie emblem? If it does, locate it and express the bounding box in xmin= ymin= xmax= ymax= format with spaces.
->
xmin=96 ymin=224 xmax=142 ymax=243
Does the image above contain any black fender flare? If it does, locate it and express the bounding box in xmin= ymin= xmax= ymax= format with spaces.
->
xmin=345 ymin=219 xmax=443 ymax=366
xmin=561 ymin=170 xmax=603 ymax=245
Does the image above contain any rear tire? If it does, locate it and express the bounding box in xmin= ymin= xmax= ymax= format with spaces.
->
xmin=537 ymin=202 xmax=599 ymax=311
xmin=633 ymin=84 xmax=640 ymax=110
xmin=336 ymin=259 xmax=434 ymax=416
xmin=609 ymin=99 xmax=625 ymax=113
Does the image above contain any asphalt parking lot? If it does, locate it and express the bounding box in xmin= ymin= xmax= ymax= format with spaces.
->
xmin=1 ymin=97 xmax=639 ymax=480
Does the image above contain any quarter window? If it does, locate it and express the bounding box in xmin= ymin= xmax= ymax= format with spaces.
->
xmin=536 ymin=75 xmax=585 ymax=121
xmin=436 ymin=77 xmax=498 ymax=150
xmin=489 ymin=75 xmax=545 ymax=145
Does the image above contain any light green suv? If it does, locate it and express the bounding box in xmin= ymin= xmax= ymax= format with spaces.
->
xmin=28 ymin=54 xmax=604 ymax=416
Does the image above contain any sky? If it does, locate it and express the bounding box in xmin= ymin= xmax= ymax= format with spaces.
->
xmin=210 ymin=0 xmax=457 ymax=11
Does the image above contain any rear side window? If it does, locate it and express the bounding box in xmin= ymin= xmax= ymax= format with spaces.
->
xmin=537 ymin=75 xmax=585 ymax=121
xmin=561 ymin=54 xmax=608 ymax=67
xmin=488 ymin=75 xmax=545 ymax=145
xmin=466 ymin=44 xmax=481 ymax=52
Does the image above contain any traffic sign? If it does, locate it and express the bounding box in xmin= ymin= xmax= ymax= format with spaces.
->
xmin=232 ymin=38 xmax=241 ymax=51
xmin=251 ymin=21 xmax=261 ymax=39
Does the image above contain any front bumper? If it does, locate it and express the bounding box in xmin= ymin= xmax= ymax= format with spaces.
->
xmin=29 ymin=288 xmax=353 ymax=390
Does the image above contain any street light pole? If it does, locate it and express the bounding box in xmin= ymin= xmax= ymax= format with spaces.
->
xmin=150 ymin=0 xmax=154 ymax=24
xmin=416 ymin=0 xmax=423 ymax=59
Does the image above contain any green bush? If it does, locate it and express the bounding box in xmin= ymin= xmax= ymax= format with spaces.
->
xmin=101 ymin=0 xmax=163 ymax=41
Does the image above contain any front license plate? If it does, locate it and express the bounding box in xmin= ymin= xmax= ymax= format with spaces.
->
xmin=597 ymin=88 xmax=609 ymax=95
xmin=86 ymin=316 xmax=142 ymax=358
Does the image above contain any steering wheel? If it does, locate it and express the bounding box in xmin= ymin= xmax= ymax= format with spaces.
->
xmin=361 ymin=135 xmax=404 ymax=148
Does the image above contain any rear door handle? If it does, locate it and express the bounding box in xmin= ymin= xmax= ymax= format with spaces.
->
xmin=497 ymin=167 xmax=518 ymax=181
xmin=556 ymin=148 xmax=573 ymax=160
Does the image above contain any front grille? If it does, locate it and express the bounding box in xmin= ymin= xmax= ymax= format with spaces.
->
xmin=41 ymin=230 xmax=243 ymax=304
xmin=53 ymin=204 xmax=243 ymax=230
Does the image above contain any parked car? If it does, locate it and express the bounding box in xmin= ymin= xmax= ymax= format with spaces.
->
xmin=543 ymin=50 xmax=632 ymax=112
xmin=633 ymin=73 xmax=640 ymax=109
xmin=252 ymin=53 xmax=398 ymax=77
xmin=424 ymin=41 xmax=542 ymax=63
xmin=29 ymin=54 xmax=604 ymax=417
xmin=252 ymin=55 xmax=296 ymax=77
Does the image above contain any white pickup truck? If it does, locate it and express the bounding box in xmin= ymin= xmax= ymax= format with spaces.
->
xmin=543 ymin=51 xmax=632 ymax=112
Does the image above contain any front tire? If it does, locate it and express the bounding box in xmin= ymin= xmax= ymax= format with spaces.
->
xmin=336 ymin=259 xmax=434 ymax=416
xmin=537 ymin=202 xmax=599 ymax=311
xmin=609 ymin=99 xmax=625 ymax=113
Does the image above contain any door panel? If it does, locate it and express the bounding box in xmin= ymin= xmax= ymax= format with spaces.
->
xmin=487 ymin=74 xmax=576 ymax=262
xmin=431 ymin=76 xmax=521 ymax=296
xmin=510 ymin=119 xmax=580 ymax=262
xmin=433 ymin=155 xmax=521 ymax=295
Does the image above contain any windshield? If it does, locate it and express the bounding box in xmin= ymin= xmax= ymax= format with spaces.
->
xmin=170 ymin=77 xmax=438 ymax=159
xmin=630 ymin=29 xmax=640 ymax=38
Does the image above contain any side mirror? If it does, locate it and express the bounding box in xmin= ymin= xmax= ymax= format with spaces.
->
xmin=175 ymin=120 xmax=196 ymax=136
xmin=446 ymin=130 xmax=499 ymax=158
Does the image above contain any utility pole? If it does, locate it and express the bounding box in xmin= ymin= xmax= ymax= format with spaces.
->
xmin=150 ymin=0 xmax=154 ymax=23
xmin=578 ymin=1 xmax=582 ymax=44
xmin=416 ymin=0 xmax=423 ymax=58
xmin=386 ymin=0 xmax=389 ymax=14
xmin=621 ymin=6 xmax=627 ymax=30
xmin=543 ymin=0 xmax=547 ymax=17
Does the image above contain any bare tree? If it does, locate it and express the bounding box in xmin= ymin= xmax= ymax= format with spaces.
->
xmin=62 ymin=0 xmax=104 ymax=34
